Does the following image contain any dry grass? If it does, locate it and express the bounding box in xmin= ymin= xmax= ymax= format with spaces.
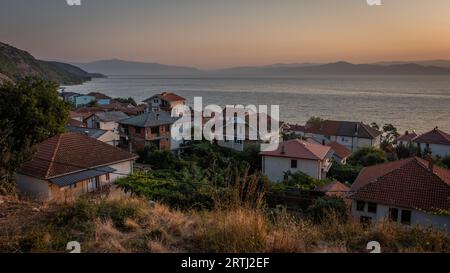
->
xmin=1 ymin=190 xmax=449 ymax=253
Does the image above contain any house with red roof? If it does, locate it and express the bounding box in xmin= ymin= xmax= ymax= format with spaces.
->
xmin=303 ymin=120 xmax=382 ymax=152
xmin=413 ymin=127 xmax=450 ymax=157
xmin=327 ymin=141 xmax=352 ymax=164
xmin=260 ymin=139 xmax=334 ymax=181
xmin=15 ymin=132 xmax=138 ymax=201
xmin=143 ymin=92 xmax=186 ymax=116
xmin=396 ymin=130 xmax=418 ymax=147
xmin=348 ymin=157 xmax=450 ymax=231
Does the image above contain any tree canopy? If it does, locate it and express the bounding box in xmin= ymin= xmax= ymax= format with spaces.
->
xmin=0 ymin=77 xmax=70 ymax=180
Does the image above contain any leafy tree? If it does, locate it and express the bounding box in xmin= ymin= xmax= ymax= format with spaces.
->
xmin=396 ymin=143 xmax=418 ymax=159
xmin=0 ymin=77 xmax=70 ymax=181
xmin=87 ymin=100 xmax=99 ymax=107
xmin=115 ymin=97 xmax=137 ymax=106
xmin=328 ymin=161 xmax=362 ymax=184
xmin=381 ymin=123 xmax=400 ymax=149
xmin=276 ymin=171 xmax=328 ymax=191
xmin=442 ymin=156 xmax=450 ymax=169
xmin=306 ymin=116 xmax=324 ymax=128
xmin=348 ymin=147 xmax=387 ymax=167
xmin=370 ymin=122 xmax=380 ymax=131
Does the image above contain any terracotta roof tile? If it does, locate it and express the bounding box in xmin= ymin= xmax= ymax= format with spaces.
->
xmin=349 ymin=157 xmax=450 ymax=212
xmin=66 ymin=118 xmax=85 ymax=128
xmin=87 ymin=92 xmax=112 ymax=100
xmin=144 ymin=92 xmax=186 ymax=103
xmin=413 ymin=127 xmax=450 ymax=145
xmin=315 ymin=181 xmax=350 ymax=198
xmin=18 ymin=133 xmax=137 ymax=179
xmin=396 ymin=131 xmax=418 ymax=142
xmin=260 ymin=139 xmax=331 ymax=160
xmin=328 ymin=141 xmax=352 ymax=159
xmin=305 ymin=120 xmax=381 ymax=139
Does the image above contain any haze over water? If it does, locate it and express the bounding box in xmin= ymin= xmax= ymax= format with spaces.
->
xmin=64 ymin=75 xmax=450 ymax=133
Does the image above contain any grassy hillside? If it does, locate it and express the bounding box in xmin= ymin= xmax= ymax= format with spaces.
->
xmin=1 ymin=191 xmax=449 ymax=253
xmin=0 ymin=42 xmax=102 ymax=85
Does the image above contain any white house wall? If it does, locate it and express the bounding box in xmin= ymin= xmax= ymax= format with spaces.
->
xmin=15 ymin=174 xmax=52 ymax=201
xmin=351 ymin=200 xmax=450 ymax=233
xmin=418 ymin=143 xmax=450 ymax=157
xmin=108 ymin=160 xmax=134 ymax=182
xmin=262 ymin=156 xmax=321 ymax=182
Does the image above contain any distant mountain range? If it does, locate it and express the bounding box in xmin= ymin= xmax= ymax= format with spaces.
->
xmin=373 ymin=60 xmax=450 ymax=68
xmin=2 ymin=41 xmax=450 ymax=85
xmin=75 ymin=59 xmax=202 ymax=76
xmin=0 ymin=42 xmax=104 ymax=85
xmin=75 ymin=59 xmax=450 ymax=76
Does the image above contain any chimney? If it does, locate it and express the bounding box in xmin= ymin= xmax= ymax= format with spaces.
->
xmin=156 ymin=113 xmax=160 ymax=120
xmin=424 ymin=154 xmax=434 ymax=171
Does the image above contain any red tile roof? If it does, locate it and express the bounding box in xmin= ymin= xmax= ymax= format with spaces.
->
xmin=413 ymin=127 xmax=450 ymax=145
xmin=66 ymin=118 xmax=85 ymax=128
xmin=396 ymin=131 xmax=418 ymax=142
xmin=87 ymin=92 xmax=112 ymax=100
xmin=145 ymin=92 xmax=186 ymax=103
xmin=349 ymin=157 xmax=450 ymax=212
xmin=328 ymin=141 xmax=352 ymax=159
xmin=305 ymin=120 xmax=381 ymax=139
xmin=18 ymin=132 xmax=137 ymax=179
xmin=260 ymin=139 xmax=331 ymax=160
xmin=315 ymin=181 xmax=350 ymax=198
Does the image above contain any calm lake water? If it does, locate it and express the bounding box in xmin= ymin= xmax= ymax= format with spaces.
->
xmin=64 ymin=75 xmax=450 ymax=133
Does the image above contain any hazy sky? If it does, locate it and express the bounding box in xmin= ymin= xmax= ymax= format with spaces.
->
xmin=1 ymin=0 xmax=450 ymax=69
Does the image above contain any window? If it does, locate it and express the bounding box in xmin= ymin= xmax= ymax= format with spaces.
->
xmin=367 ymin=203 xmax=377 ymax=214
xmin=165 ymin=125 xmax=170 ymax=132
xmin=401 ymin=210 xmax=412 ymax=225
xmin=151 ymin=127 xmax=159 ymax=134
xmin=69 ymin=184 xmax=77 ymax=189
xmin=105 ymin=173 xmax=110 ymax=181
xmin=389 ymin=208 xmax=399 ymax=222
xmin=291 ymin=160 xmax=298 ymax=169
xmin=135 ymin=127 xmax=141 ymax=134
xmin=356 ymin=201 xmax=365 ymax=212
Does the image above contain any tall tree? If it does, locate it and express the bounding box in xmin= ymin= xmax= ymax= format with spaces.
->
xmin=0 ymin=77 xmax=70 ymax=181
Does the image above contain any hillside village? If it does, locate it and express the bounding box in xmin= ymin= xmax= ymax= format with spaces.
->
xmin=2 ymin=82 xmax=450 ymax=252
xmin=15 ymin=88 xmax=450 ymax=225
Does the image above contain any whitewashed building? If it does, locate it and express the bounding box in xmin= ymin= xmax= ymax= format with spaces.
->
xmin=260 ymin=139 xmax=333 ymax=182
xmin=413 ymin=127 xmax=450 ymax=157
xmin=303 ymin=120 xmax=381 ymax=152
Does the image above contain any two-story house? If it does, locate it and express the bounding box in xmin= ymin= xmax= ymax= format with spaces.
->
xmin=348 ymin=157 xmax=450 ymax=232
xmin=118 ymin=111 xmax=177 ymax=152
xmin=260 ymin=139 xmax=333 ymax=181
xmin=303 ymin=120 xmax=382 ymax=152
xmin=413 ymin=127 xmax=450 ymax=157
xmin=143 ymin=92 xmax=186 ymax=116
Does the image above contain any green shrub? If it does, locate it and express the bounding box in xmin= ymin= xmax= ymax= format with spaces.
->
xmin=307 ymin=197 xmax=348 ymax=223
